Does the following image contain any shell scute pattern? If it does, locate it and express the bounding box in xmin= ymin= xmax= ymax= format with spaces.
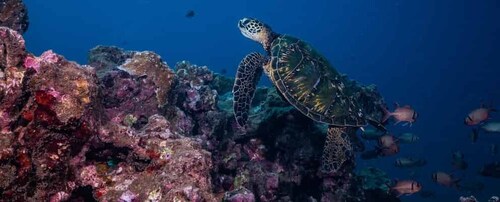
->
xmin=268 ymin=35 xmax=365 ymax=126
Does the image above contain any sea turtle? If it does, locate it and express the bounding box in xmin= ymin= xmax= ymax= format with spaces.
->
xmin=233 ymin=17 xmax=379 ymax=173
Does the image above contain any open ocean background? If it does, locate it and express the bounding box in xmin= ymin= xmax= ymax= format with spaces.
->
xmin=23 ymin=0 xmax=500 ymax=201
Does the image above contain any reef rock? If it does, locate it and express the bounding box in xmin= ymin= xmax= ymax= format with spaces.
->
xmin=0 ymin=0 xmax=29 ymax=34
xmin=117 ymin=51 xmax=175 ymax=107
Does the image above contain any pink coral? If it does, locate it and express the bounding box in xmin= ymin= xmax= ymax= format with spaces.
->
xmin=49 ymin=192 xmax=70 ymax=202
xmin=23 ymin=50 xmax=59 ymax=72
xmin=79 ymin=165 xmax=104 ymax=188
xmin=119 ymin=190 xmax=138 ymax=202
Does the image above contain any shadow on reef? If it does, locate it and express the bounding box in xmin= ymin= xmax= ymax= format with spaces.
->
xmin=0 ymin=18 xmax=399 ymax=201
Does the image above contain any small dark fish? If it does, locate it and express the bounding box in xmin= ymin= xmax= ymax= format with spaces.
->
xmin=185 ymin=10 xmax=195 ymax=18
xmin=470 ymin=128 xmax=479 ymax=143
xmin=432 ymin=171 xmax=461 ymax=188
xmin=452 ymin=151 xmax=468 ymax=170
xmin=398 ymin=133 xmax=419 ymax=144
xmin=491 ymin=144 xmax=498 ymax=156
xmin=366 ymin=117 xmax=388 ymax=132
xmin=452 ymin=151 xmax=465 ymax=161
xmin=479 ymin=162 xmax=500 ymax=178
xmin=360 ymin=128 xmax=384 ymax=140
xmin=220 ymin=68 xmax=227 ymax=75
xmin=452 ymin=159 xmax=468 ymax=170
xmin=395 ymin=157 xmax=427 ymax=168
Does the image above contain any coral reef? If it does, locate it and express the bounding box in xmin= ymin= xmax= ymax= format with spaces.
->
xmin=0 ymin=23 xmax=395 ymax=201
xmin=0 ymin=0 xmax=29 ymax=34
xmin=87 ymin=45 xmax=133 ymax=78
xmin=117 ymin=51 xmax=175 ymax=107
xmin=356 ymin=167 xmax=391 ymax=191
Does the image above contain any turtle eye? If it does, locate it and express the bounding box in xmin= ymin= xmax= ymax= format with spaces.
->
xmin=242 ymin=19 xmax=250 ymax=25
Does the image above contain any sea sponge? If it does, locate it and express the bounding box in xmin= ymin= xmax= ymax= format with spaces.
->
xmin=117 ymin=51 xmax=175 ymax=107
xmin=321 ymin=126 xmax=354 ymax=174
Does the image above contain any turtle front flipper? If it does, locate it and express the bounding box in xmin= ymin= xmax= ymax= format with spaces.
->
xmin=321 ymin=126 xmax=354 ymax=174
xmin=232 ymin=52 xmax=266 ymax=127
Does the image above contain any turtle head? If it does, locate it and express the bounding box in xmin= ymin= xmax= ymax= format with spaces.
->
xmin=238 ymin=18 xmax=276 ymax=50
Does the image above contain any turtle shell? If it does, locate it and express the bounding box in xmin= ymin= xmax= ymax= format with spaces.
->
xmin=266 ymin=35 xmax=366 ymax=127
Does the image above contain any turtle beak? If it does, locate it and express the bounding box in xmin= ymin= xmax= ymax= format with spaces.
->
xmin=238 ymin=18 xmax=249 ymax=29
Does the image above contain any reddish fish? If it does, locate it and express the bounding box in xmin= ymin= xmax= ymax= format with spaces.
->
xmin=379 ymin=143 xmax=400 ymax=156
xmin=465 ymin=106 xmax=496 ymax=126
xmin=381 ymin=103 xmax=418 ymax=126
xmin=389 ymin=180 xmax=422 ymax=197
xmin=378 ymin=134 xmax=398 ymax=148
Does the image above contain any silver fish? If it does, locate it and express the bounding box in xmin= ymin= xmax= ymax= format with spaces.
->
xmin=482 ymin=122 xmax=500 ymax=133
xmin=398 ymin=133 xmax=420 ymax=144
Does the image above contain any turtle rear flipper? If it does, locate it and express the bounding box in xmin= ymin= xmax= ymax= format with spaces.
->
xmin=232 ymin=52 xmax=265 ymax=127
xmin=321 ymin=126 xmax=354 ymax=174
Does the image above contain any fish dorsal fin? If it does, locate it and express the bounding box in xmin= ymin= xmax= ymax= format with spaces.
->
xmin=403 ymin=105 xmax=412 ymax=109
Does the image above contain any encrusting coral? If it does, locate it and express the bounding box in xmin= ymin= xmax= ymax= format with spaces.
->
xmin=0 ymin=14 xmax=397 ymax=201
xmin=0 ymin=0 xmax=29 ymax=34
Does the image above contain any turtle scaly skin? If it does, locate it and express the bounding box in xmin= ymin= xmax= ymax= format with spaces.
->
xmin=233 ymin=52 xmax=265 ymax=126
xmin=267 ymin=35 xmax=365 ymax=127
xmin=233 ymin=18 xmax=381 ymax=176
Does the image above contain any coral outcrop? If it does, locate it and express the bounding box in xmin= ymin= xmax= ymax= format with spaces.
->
xmin=117 ymin=51 xmax=175 ymax=107
xmin=0 ymin=23 xmax=395 ymax=201
xmin=0 ymin=0 xmax=29 ymax=34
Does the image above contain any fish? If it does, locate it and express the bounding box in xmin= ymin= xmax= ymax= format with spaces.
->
xmin=481 ymin=122 xmax=500 ymax=133
xmin=491 ymin=144 xmax=498 ymax=156
xmin=360 ymin=128 xmax=385 ymax=140
xmin=470 ymin=128 xmax=479 ymax=143
xmin=431 ymin=172 xmax=461 ymax=188
xmin=185 ymin=10 xmax=195 ymax=18
xmin=479 ymin=162 xmax=500 ymax=178
xmin=379 ymin=143 xmax=400 ymax=156
xmin=378 ymin=134 xmax=398 ymax=148
xmin=452 ymin=159 xmax=468 ymax=170
xmin=464 ymin=105 xmax=496 ymax=126
xmin=398 ymin=133 xmax=419 ymax=144
xmin=452 ymin=150 xmax=465 ymax=161
xmin=388 ymin=180 xmax=422 ymax=197
xmin=381 ymin=103 xmax=418 ymax=126
xmin=395 ymin=157 xmax=427 ymax=168
xmin=451 ymin=151 xmax=468 ymax=170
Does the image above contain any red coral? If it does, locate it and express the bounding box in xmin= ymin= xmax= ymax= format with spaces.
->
xmin=34 ymin=90 xmax=56 ymax=107
xmin=16 ymin=148 xmax=31 ymax=177
xmin=34 ymin=108 xmax=59 ymax=126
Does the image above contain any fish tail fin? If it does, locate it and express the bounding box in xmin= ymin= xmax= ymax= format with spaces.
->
xmin=380 ymin=105 xmax=392 ymax=123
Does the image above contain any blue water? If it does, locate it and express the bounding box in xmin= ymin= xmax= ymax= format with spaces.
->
xmin=23 ymin=0 xmax=500 ymax=201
